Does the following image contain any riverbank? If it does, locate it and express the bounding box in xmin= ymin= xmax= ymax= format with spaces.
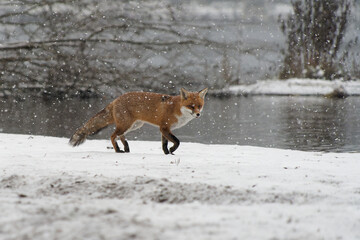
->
xmin=3 ymin=79 xmax=360 ymax=99
xmin=213 ymin=78 xmax=360 ymax=97
xmin=1 ymin=133 xmax=359 ymax=239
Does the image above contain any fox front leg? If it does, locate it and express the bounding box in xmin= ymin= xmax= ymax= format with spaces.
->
xmin=160 ymin=128 xmax=180 ymax=155
xmin=168 ymin=134 xmax=180 ymax=154
xmin=162 ymin=135 xmax=169 ymax=155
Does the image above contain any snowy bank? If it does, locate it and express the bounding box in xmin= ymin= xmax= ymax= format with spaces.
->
xmin=216 ymin=79 xmax=360 ymax=97
xmin=1 ymin=133 xmax=360 ymax=240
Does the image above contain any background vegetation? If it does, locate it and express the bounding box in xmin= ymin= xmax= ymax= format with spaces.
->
xmin=279 ymin=0 xmax=355 ymax=80
xmin=0 ymin=0 xmax=359 ymax=98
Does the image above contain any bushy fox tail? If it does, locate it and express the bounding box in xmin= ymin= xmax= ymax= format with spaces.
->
xmin=69 ymin=105 xmax=114 ymax=147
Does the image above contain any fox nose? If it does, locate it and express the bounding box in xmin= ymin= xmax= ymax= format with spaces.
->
xmin=196 ymin=113 xmax=200 ymax=118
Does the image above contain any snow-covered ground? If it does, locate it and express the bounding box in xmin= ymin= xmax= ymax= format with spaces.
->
xmin=218 ymin=79 xmax=360 ymax=97
xmin=1 ymin=133 xmax=360 ymax=240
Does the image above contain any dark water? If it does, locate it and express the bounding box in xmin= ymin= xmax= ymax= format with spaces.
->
xmin=1 ymin=95 xmax=360 ymax=152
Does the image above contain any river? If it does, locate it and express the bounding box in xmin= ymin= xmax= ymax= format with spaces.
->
xmin=1 ymin=95 xmax=360 ymax=152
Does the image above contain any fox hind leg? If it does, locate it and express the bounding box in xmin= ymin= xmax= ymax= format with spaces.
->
xmin=120 ymin=135 xmax=130 ymax=153
xmin=111 ymin=128 xmax=127 ymax=153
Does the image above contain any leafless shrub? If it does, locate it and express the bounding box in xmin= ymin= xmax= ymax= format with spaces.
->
xmin=279 ymin=0 xmax=352 ymax=80
xmin=0 ymin=0 xmax=233 ymax=98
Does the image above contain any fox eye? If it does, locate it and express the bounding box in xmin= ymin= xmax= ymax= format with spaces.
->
xmin=198 ymin=105 xmax=202 ymax=109
xmin=187 ymin=105 xmax=195 ymax=109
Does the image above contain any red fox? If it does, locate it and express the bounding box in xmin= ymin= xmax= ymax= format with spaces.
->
xmin=69 ymin=88 xmax=208 ymax=154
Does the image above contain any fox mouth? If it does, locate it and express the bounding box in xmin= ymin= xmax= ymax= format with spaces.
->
xmin=193 ymin=113 xmax=201 ymax=118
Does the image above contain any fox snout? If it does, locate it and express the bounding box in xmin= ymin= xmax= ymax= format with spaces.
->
xmin=183 ymin=107 xmax=202 ymax=118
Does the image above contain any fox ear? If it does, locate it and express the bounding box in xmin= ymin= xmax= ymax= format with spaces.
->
xmin=198 ymin=88 xmax=208 ymax=99
xmin=180 ymin=88 xmax=189 ymax=100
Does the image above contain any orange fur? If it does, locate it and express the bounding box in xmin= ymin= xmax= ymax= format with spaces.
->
xmin=69 ymin=88 xmax=208 ymax=154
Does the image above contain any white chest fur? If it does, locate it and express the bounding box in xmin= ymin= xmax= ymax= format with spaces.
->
xmin=171 ymin=106 xmax=194 ymax=130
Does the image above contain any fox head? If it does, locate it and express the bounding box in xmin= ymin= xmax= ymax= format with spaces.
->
xmin=180 ymin=87 xmax=208 ymax=118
